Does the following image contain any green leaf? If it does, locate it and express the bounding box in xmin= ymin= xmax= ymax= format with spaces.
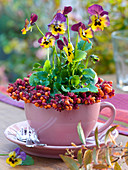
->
xmin=92 ymin=147 xmax=99 ymax=164
xmin=94 ymin=127 xmax=100 ymax=148
xmin=70 ymin=75 xmax=80 ymax=86
xmin=78 ymin=40 xmax=92 ymax=51
xmin=32 ymin=63 xmax=43 ymax=72
xmin=77 ymin=122 xmax=86 ymax=144
xmin=60 ymin=155 xmax=80 ymax=170
xmin=21 ymin=155 xmax=34 ymax=166
xmin=29 ymin=73 xmax=37 ymax=86
xmin=74 ymin=50 xmax=87 ymax=62
xmin=61 ymin=85 xmax=70 ymax=92
xmin=40 ymin=80 xmax=49 ymax=86
xmin=33 ymin=63 xmax=41 ymax=68
xmin=114 ymin=162 xmax=122 ymax=170
xmin=82 ymin=68 xmax=96 ymax=79
xmin=71 ymin=87 xmax=89 ymax=93
xmin=77 ymin=149 xmax=83 ymax=165
xmin=104 ymin=125 xmax=118 ymax=145
xmin=83 ymin=150 xmax=92 ymax=167
xmin=106 ymin=147 xmax=112 ymax=166
xmin=86 ymin=84 xmax=98 ymax=93
xmin=43 ymin=60 xmax=51 ymax=73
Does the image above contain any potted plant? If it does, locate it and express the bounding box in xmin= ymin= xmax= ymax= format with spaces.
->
xmin=7 ymin=4 xmax=115 ymax=146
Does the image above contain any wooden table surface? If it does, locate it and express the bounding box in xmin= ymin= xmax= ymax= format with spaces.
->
xmin=0 ymin=74 xmax=128 ymax=170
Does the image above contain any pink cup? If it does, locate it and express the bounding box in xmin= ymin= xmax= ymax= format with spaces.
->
xmin=25 ymin=101 xmax=115 ymax=146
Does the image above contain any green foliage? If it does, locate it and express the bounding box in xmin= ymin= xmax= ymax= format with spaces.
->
xmin=61 ymin=124 xmax=128 ymax=169
xmin=77 ymin=40 xmax=93 ymax=51
xmin=77 ymin=122 xmax=86 ymax=144
xmin=21 ymin=155 xmax=34 ymax=166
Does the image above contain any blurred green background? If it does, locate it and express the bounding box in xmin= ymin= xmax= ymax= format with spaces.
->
xmin=0 ymin=0 xmax=128 ymax=83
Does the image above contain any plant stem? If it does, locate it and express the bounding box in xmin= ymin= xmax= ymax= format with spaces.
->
xmin=52 ymin=47 xmax=55 ymax=69
xmin=67 ymin=16 xmax=70 ymax=43
xmin=35 ymin=23 xmax=44 ymax=36
xmin=85 ymin=56 xmax=90 ymax=69
xmin=60 ymin=50 xmax=62 ymax=65
xmin=82 ymin=41 xmax=87 ymax=51
xmin=0 ymin=154 xmax=8 ymax=156
xmin=54 ymin=45 xmax=60 ymax=67
xmin=74 ymin=34 xmax=79 ymax=57
xmin=47 ymin=48 xmax=49 ymax=60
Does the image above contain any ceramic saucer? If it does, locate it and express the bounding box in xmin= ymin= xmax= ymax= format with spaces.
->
xmin=4 ymin=121 xmax=118 ymax=158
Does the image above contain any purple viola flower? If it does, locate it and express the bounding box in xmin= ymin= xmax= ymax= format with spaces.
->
xmin=6 ymin=147 xmax=26 ymax=167
xmin=57 ymin=39 xmax=65 ymax=50
xmin=48 ymin=13 xmax=67 ymax=36
xmin=63 ymin=6 xmax=72 ymax=15
xmin=38 ymin=32 xmax=56 ymax=49
xmin=71 ymin=22 xmax=82 ymax=32
xmin=30 ymin=13 xmax=38 ymax=25
xmin=21 ymin=13 xmax=38 ymax=34
xmin=71 ymin=22 xmax=93 ymax=43
xmin=57 ymin=37 xmax=74 ymax=62
xmin=57 ymin=36 xmax=68 ymax=50
xmin=88 ymin=4 xmax=110 ymax=32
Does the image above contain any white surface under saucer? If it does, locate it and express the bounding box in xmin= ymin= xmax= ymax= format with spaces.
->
xmin=4 ymin=121 xmax=118 ymax=158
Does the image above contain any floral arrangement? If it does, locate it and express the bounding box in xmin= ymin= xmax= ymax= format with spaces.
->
xmin=7 ymin=4 xmax=115 ymax=111
xmin=0 ymin=147 xmax=34 ymax=167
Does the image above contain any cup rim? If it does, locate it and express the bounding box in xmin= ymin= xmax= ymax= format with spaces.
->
xmin=111 ymin=30 xmax=128 ymax=40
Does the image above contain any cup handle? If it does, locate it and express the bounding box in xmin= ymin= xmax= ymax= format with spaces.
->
xmin=89 ymin=102 xmax=116 ymax=137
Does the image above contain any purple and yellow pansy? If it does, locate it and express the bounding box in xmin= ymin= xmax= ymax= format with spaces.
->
xmin=48 ymin=13 xmax=67 ymax=36
xmin=88 ymin=4 xmax=110 ymax=32
xmin=71 ymin=22 xmax=93 ymax=43
xmin=57 ymin=36 xmax=74 ymax=63
xmin=21 ymin=13 xmax=38 ymax=34
xmin=6 ymin=147 xmax=26 ymax=167
xmin=38 ymin=32 xmax=57 ymax=49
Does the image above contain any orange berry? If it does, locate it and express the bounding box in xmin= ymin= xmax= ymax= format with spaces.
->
xmin=37 ymin=93 xmax=41 ymax=96
xmin=52 ymin=103 xmax=57 ymax=108
xmin=42 ymin=99 xmax=46 ymax=103
xmin=35 ymin=102 xmax=39 ymax=107
xmin=47 ymin=104 xmax=51 ymax=108
xmin=69 ymin=105 xmax=72 ymax=110
xmin=69 ymin=98 xmax=73 ymax=103
xmin=27 ymin=100 xmax=30 ymax=103
xmin=45 ymin=92 xmax=49 ymax=96
xmin=96 ymin=100 xmax=101 ymax=103
xmin=77 ymin=98 xmax=81 ymax=104
xmin=7 ymin=86 xmax=13 ymax=93
xmin=40 ymin=96 xmax=44 ymax=100
xmin=65 ymin=100 xmax=70 ymax=105
xmin=66 ymin=106 xmax=69 ymax=110
xmin=103 ymin=95 xmax=107 ymax=99
xmin=44 ymin=105 xmax=47 ymax=109
xmin=23 ymin=97 xmax=27 ymax=101
xmin=44 ymin=87 xmax=48 ymax=91
xmin=85 ymin=100 xmax=88 ymax=104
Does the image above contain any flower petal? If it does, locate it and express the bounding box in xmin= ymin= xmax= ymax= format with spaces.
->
xmin=88 ymin=4 xmax=103 ymax=15
xmin=100 ymin=11 xmax=109 ymax=16
xmin=57 ymin=40 xmax=65 ymax=50
xmin=71 ymin=22 xmax=82 ymax=32
xmin=38 ymin=37 xmax=43 ymax=43
xmin=19 ymin=151 xmax=26 ymax=161
xmin=63 ymin=6 xmax=72 ymax=15
xmin=55 ymin=13 xmax=66 ymax=23
xmin=13 ymin=147 xmax=20 ymax=156
xmin=63 ymin=36 xmax=68 ymax=46
xmin=30 ymin=13 xmax=38 ymax=24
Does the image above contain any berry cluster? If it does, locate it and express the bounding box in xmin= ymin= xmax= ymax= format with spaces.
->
xmin=7 ymin=77 xmax=115 ymax=112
